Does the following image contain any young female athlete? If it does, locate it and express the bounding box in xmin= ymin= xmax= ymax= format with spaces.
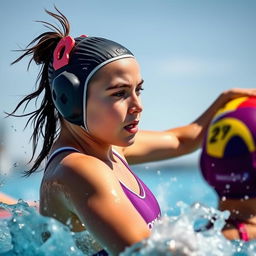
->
xmin=9 ymin=8 xmax=256 ymax=255
xmin=200 ymin=97 xmax=256 ymax=242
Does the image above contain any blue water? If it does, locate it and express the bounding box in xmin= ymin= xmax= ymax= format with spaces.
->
xmin=1 ymin=160 xmax=255 ymax=255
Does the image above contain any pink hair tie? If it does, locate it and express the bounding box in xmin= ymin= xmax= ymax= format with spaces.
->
xmin=53 ymin=36 xmax=75 ymax=70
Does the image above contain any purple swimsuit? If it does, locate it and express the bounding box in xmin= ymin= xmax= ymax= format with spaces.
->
xmin=113 ymin=151 xmax=161 ymax=228
xmin=45 ymin=147 xmax=161 ymax=228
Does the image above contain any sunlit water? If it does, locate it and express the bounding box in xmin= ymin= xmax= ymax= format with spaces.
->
xmin=1 ymin=161 xmax=256 ymax=255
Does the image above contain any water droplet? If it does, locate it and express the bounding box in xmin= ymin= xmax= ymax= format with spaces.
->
xmin=194 ymin=202 xmax=201 ymax=209
xmin=225 ymin=184 xmax=230 ymax=189
xmin=18 ymin=223 xmax=25 ymax=229
xmin=169 ymin=240 xmax=176 ymax=250
xmin=221 ymin=196 xmax=226 ymax=201
xmin=244 ymin=195 xmax=249 ymax=200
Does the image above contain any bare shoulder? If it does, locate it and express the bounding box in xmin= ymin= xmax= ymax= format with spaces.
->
xmin=58 ymin=152 xmax=117 ymax=191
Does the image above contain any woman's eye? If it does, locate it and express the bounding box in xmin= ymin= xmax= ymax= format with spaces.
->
xmin=112 ymin=90 xmax=126 ymax=97
xmin=136 ymin=87 xmax=144 ymax=95
xmin=111 ymin=87 xmax=144 ymax=98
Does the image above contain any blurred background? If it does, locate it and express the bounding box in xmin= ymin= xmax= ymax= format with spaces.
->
xmin=0 ymin=0 xmax=256 ymax=203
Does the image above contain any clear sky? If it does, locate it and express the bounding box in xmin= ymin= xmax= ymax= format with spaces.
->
xmin=1 ymin=0 xmax=256 ymax=166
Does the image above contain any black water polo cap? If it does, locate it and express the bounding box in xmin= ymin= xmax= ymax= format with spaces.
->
xmin=48 ymin=35 xmax=134 ymax=130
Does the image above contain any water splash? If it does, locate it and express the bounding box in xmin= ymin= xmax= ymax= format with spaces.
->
xmin=0 ymin=200 xmax=101 ymax=255
xmin=1 ymin=201 xmax=256 ymax=255
xmin=121 ymin=202 xmax=256 ymax=256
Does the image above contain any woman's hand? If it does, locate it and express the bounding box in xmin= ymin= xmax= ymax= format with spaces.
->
xmin=216 ymin=88 xmax=256 ymax=105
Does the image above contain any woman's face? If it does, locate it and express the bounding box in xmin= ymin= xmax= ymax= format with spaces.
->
xmin=86 ymin=57 xmax=143 ymax=147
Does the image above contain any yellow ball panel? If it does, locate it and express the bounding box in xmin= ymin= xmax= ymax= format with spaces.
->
xmin=206 ymin=117 xmax=255 ymax=158
xmin=214 ymin=97 xmax=248 ymax=118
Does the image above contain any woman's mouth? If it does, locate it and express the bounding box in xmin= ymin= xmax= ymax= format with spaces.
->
xmin=124 ymin=120 xmax=139 ymax=134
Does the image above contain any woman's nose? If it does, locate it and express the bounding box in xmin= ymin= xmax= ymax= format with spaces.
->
xmin=128 ymin=94 xmax=143 ymax=114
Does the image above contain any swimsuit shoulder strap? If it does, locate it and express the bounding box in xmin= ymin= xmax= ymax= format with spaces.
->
xmin=45 ymin=146 xmax=80 ymax=170
xmin=112 ymin=148 xmax=129 ymax=166
xmin=112 ymin=148 xmax=145 ymax=198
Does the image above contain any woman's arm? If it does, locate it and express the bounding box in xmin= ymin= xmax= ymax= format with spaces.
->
xmin=60 ymin=155 xmax=150 ymax=255
xmin=121 ymin=88 xmax=256 ymax=164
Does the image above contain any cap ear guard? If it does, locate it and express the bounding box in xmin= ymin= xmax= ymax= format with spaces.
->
xmin=51 ymin=71 xmax=83 ymax=125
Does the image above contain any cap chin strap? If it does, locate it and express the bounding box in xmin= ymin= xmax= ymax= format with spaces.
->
xmin=82 ymin=54 xmax=135 ymax=132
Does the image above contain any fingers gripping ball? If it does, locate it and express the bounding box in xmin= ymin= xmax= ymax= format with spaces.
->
xmin=200 ymin=96 xmax=256 ymax=199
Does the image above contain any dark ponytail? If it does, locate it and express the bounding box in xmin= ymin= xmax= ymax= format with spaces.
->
xmin=8 ymin=7 xmax=70 ymax=176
